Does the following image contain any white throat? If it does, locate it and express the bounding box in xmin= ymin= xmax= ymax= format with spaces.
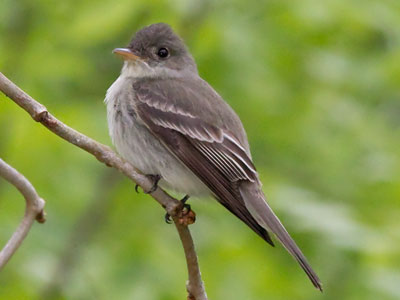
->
xmin=120 ymin=60 xmax=184 ymax=80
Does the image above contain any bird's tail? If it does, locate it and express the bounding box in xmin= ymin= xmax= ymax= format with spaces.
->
xmin=239 ymin=182 xmax=323 ymax=291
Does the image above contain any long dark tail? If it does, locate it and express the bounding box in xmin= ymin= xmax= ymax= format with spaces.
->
xmin=239 ymin=182 xmax=323 ymax=291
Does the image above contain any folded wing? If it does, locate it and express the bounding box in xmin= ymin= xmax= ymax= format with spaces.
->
xmin=132 ymin=77 xmax=322 ymax=290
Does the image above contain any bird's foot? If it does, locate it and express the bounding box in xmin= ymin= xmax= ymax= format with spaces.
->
xmin=165 ymin=195 xmax=196 ymax=225
xmin=135 ymin=174 xmax=161 ymax=194
xmin=164 ymin=213 xmax=172 ymax=224
xmin=145 ymin=174 xmax=161 ymax=194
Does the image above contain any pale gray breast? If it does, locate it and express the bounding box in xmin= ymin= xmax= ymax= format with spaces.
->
xmin=105 ymin=75 xmax=209 ymax=196
xmin=106 ymin=75 xmax=166 ymax=174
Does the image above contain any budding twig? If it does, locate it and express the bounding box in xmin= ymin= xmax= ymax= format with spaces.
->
xmin=0 ymin=158 xmax=46 ymax=269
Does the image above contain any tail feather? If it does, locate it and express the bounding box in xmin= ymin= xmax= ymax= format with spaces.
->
xmin=240 ymin=182 xmax=323 ymax=291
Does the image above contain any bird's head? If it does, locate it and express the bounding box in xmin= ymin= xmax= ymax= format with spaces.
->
xmin=113 ymin=23 xmax=197 ymax=78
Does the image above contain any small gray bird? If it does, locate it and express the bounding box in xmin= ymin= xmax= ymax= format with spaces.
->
xmin=105 ymin=23 xmax=322 ymax=290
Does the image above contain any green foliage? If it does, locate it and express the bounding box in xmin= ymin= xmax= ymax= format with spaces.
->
xmin=1 ymin=0 xmax=400 ymax=299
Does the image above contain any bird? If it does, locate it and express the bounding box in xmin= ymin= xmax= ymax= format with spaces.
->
xmin=105 ymin=22 xmax=322 ymax=291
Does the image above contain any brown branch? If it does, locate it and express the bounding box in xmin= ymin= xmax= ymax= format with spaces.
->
xmin=0 ymin=158 xmax=46 ymax=269
xmin=175 ymin=221 xmax=207 ymax=300
xmin=0 ymin=71 xmax=207 ymax=299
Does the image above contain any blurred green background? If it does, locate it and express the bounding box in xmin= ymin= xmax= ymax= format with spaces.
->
xmin=1 ymin=0 xmax=400 ymax=299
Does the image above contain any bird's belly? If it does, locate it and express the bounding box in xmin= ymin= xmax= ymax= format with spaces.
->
xmin=113 ymin=119 xmax=209 ymax=196
xmin=106 ymin=77 xmax=209 ymax=196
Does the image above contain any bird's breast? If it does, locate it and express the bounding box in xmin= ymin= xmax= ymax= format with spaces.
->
xmin=105 ymin=75 xmax=209 ymax=196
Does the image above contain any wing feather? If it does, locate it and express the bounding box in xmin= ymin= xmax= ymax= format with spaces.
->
xmin=133 ymin=79 xmax=274 ymax=245
xmin=135 ymin=80 xmax=257 ymax=183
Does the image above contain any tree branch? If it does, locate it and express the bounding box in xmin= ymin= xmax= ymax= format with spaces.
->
xmin=175 ymin=222 xmax=207 ymax=300
xmin=0 ymin=158 xmax=46 ymax=270
xmin=0 ymin=71 xmax=207 ymax=299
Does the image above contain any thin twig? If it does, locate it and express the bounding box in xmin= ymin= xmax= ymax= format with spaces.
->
xmin=0 ymin=158 xmax=46 ymax=269
xmin=0 ymin=71 xmax=207 ymax=299
xmin=175 ymin=221 xmax=207 ymax=300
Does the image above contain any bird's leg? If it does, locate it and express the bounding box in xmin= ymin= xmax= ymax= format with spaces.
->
xmin=165 ymin=195 xmax=194 ymax=225
xmin=180 ymin=194 xmax=191 ymax=214
xmin=144 ymin=174 xmax=161 ymax=194
xmin=135 ymin=174 xmax=161 ymax=194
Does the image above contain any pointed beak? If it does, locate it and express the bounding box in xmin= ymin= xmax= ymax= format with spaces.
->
xmin=113 ymin=48 xmax=141 ymax=61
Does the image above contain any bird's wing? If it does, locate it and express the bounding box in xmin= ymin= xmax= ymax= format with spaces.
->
xmin=133 ymin=77 xmax=322 ymax=290
xmin=133 ymin=77 xmax=274 ymax=244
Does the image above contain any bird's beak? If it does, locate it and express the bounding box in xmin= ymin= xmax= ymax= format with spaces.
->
xmin=113 ymin=48 xmax=141 ymax=61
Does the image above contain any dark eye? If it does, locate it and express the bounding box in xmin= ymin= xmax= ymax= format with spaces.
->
xmin=157 ymin=47 xmax=169 ymax=58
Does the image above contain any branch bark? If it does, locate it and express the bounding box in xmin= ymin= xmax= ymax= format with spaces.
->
xmin=0 ymin=158 xmax=46 ymax=269
xmin=0 ymin=72 xmax=207 ymax=299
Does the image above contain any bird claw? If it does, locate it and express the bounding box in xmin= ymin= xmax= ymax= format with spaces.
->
xmin=164 ymin=195 xmax=195 ymax=225
xmin=164 ymin=213 xmax=172 ymax=224
xmin=144 ymin=174 xmax=161 ymax=194
xmin=182 ymin=203 xmax=191 ymax=214
xmin=135 ymin=174 xmax=161 ymax=194
xmin=178 ymin=206 xmax=196 ymax=226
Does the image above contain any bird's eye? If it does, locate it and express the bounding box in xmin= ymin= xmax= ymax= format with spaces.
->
xmin=157 ymin=47 xmax=169 ymax=58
